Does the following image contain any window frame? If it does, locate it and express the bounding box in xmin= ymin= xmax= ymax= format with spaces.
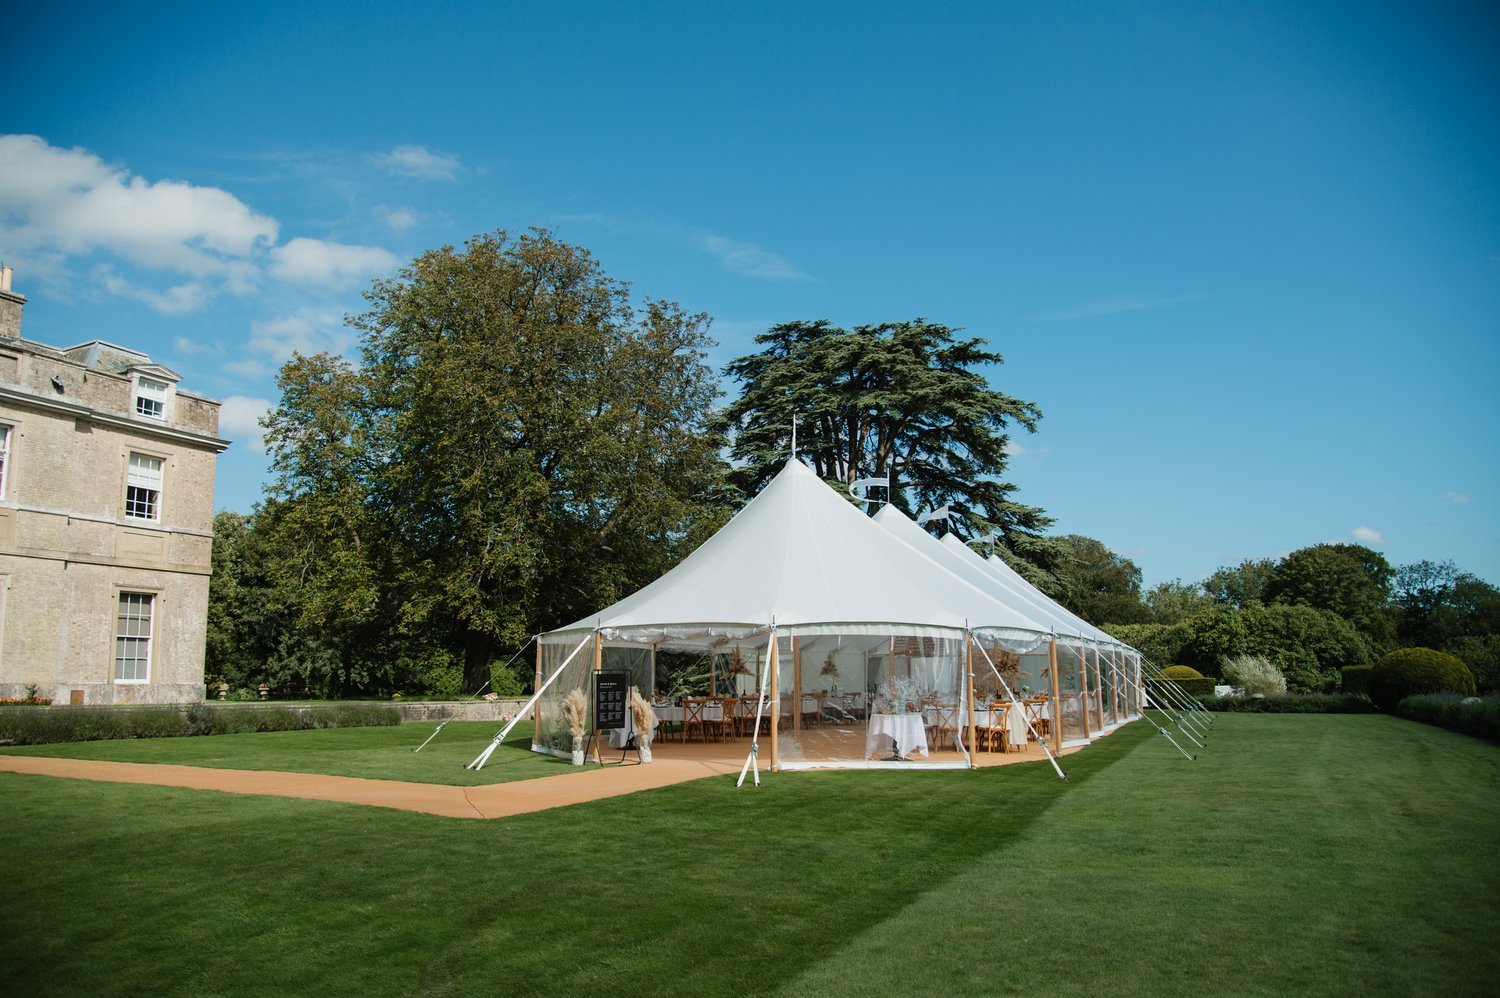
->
xmin=113 ymin=590 xmax=156 ymax=684
xmin=0 ymin=423 xmax=10 ymax=500
xmin=124 ymin=451 xmax=165 ymax=523
xmin=133 ymin=375 xmax=172 ymax=421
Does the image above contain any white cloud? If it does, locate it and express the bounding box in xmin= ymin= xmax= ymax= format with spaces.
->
xmin=698 ymin=232 xmax=811 ymax=281
xmin=1005 ymin=440 xmax=1027 ymax=457
xmin=1027 ymin=292 xmax=1208 ymax=323
xmin=375 ymin=204 xmax=418 ymax=231
xmin=172 ymin=336 xmax=218 ymax=356
xmin=223 ymin=358 xmax=273 ymax=379
xmin=1443 ymin=491 xmax=1470 ymax=504
xmin=1352 ymin=526 xmax=1385 ymax=544
xmin=374 ymin=144 xmax=460 ymax=180
xmin=218 ymin=395 xmax=272 ymax=453
xmin=0 ymin=134 xmax=278 ymax=302
xmin=97 ymin=268 xmax=211 ymax=315
xmin=247 ymin=309 xmax=351 ymax=363
xmin=269 ymin=237 xmax=399 ymax=289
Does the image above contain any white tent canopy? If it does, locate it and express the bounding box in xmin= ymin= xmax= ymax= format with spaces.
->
xmin=547 ymin=458 xmax=1049 ymax=647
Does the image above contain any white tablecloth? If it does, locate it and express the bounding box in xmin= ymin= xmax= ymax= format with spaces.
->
xmin=607 ymin=711 xmax=659 ymax=748
xmin=974 ymin=703 xmax=1029 ymax=745
xmin=866 ymin=712 xmax=929 ymax=759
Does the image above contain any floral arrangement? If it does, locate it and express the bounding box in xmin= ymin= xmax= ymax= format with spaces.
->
xmin=820 ymin=652 xmax=839 ymax=678
xmin=562 ymin=688 xmax=589 ymax=739
xmin=627 ymin=686 xmax=655 ymax=740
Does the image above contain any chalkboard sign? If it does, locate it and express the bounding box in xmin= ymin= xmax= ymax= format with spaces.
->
xmin=595 ymin=671 xmax=628 ymax=730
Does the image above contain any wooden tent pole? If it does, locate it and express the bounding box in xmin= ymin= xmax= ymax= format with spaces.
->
xmin=591 ymin=632 xmax=604 ymax=764
xmin=1048 ymin=640 xmax=1063 ymax=755
xmin=1093 ymin=648 xmax=1106 ymax=731
xmin=1077 ymin=643 xmax=1092 ymax=740
xmin=965 ymin=634 xmax=977 ymax=764
xmin=769 ymin=635 xmax=781 ymax=771
xmin=533 ymin=640 xmax=544 ymax=738
xmin=793 ymin=637 xmax=803 ymax=736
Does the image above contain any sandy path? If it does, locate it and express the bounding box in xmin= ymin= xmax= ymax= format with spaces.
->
xmin=0 ymin=754 xmax=744 ymax=820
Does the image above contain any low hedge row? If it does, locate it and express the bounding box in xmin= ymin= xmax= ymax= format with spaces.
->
xmin=0 ymin=703 xmax=400 ymax=746
xmin=1394 ymin=694 xmax=1500 ymax=744
xmin=1148 ymin=677 xmax=1216 ymax=698
xmin=1193 ymin=694 xmax=1377 ymax=714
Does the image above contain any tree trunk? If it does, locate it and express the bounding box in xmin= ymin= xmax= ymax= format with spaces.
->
xmin=464 ymin=630 xmax=494 ymax=694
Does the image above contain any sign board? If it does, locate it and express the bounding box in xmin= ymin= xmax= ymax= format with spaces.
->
xmin=595 ymin=671 xmax=628 ymax=730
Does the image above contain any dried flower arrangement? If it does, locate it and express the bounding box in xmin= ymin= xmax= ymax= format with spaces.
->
xmin=820 ymin=652 xmax=839 ymax=678
xmin=562 ymin=688 xmax=589 ymax=739
xmin=627 ymin=686 xmax=655 ymax=739
xmin=725 ymin=646 xmax=752 ymax=678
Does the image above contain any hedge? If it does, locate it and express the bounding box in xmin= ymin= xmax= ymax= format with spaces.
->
xmin=1394 ymin=694 xmax=1500 ymax=744
xmin=1194 ymin=694 xmax=1377 ymax=714
xmin=0 ymin=703 xmax=400 ymax=746
xmin=1147 ymin=677 xmax=1215 ymax=699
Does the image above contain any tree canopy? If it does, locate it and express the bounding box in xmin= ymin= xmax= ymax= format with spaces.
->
xmin=1052 ymin=534 xmax=1151 ymax=626
xmin=245 ymin=229 xmax=729 ymax=693
xmin=717 ymin=318 xmax=1066 ymax=587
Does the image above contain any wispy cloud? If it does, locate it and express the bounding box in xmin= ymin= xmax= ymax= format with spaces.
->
xmin=246 ymin=309 xmax=351 ymax=364
xmin=375 ymin=204 xmax=418 ymax=232
xmin=1027 ymin=292 xmax=1208 ymax=323
xmin=1352 ymin=526 xmax=1385 ymax=544
xmin=697 ymin=231 xmax=812 ymax=281
xmin=373 ymin=144 xmax=460 ymax=180
xmin=1443 ymin=491 xmax=1471 ymax=504
xmin=97 ymin=268 xmax=211 ymax=316
xmin=218 ymin=395 xmax=273 ymax=453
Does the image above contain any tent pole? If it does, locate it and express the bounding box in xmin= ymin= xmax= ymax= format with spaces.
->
xmin=467 ymin=632 xmax=593 ymax=770
xmin=1078 ymin=643 xmax=1092 ymax=741
xmin=793 ymin=636 xmax=803 ymax=738
xmin=770 ymin=632 xmax=781 ymax=771
xmin=591 ymin=632 xmax=604 ymax=765
xmin=1123 ymin=667 xmax=1204 ymax=749
xmin=1048 ymin=639 xmax=1063 ymax=755
xmin=534 ymin=640 xmax=544 ymax=735
xmin=974 ymin=637 xmax=1066 ymax=780
xmin=738 ymin=626 xmax=778 ymax=788
xmin=1117 ymin=667 xmax=1197 ymax=760
xmin=1098 ymin=645 xmax=1110 ymax=732
xmin=964 ymin=633 xmax=976 ymax=764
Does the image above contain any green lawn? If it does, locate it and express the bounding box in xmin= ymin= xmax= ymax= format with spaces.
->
xmin=0 ymin=720 xmax=558 ymax=786
xmin=1 ymin=713 xmax=1496 ymax=996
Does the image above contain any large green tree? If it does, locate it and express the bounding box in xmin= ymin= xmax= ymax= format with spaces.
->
xmin=1392 ymin=560 xmax=1500 ymax=650
xmin=1203 ymin=558 xmax=1276 ymax=608
xmin=718 ymin=318 xmax=1065 ymax=587
xmin=1052 ymin=534 xmax=1151 ymax=626
xmin=1266 ymin=543 xmax=1395 ymax=648
xmin=347 ymin=229 xmax=728 ymax=690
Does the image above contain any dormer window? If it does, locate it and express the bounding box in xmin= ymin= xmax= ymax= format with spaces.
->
xmin=135 ymin=376 xmax=170 ymax=420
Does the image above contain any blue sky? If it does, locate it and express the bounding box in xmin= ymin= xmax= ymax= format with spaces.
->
xmin=3 ymin=0 xmax=1496 ymax=588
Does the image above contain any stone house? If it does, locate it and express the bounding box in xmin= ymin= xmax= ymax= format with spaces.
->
xmin=0 ymin=269 xmax=228 ymax=704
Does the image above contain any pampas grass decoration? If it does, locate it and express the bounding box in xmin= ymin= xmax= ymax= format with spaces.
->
xmin=562 ymin=688 xmax=589 ymax=738
xmin=628 ymin=686 xmax=655 ymax=734
xmin=820 ymin=652 xmax=839 ymax=677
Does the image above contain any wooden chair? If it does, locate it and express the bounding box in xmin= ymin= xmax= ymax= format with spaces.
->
xmin=927 ymin=703 xmax=959 ymax=751
xmin=706 ymin=697 xmax=736 ymax=741
xmin=980 ymin=701 xmax=1012 ymax=752
xmin=683 ymin=699 xmax=708 ymax=742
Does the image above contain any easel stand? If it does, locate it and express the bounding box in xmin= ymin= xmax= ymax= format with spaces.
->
xmin=618 ymin=732 xmax=643 ymax=765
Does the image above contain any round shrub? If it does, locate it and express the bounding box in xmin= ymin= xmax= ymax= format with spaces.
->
xmin=1340 ymin=665 xmax=1373 ymax=698
xmin=1161 ymin=665 xmax=1204 ymax=680
xmin=1369 ymin=647 xmax=1476 ymax=709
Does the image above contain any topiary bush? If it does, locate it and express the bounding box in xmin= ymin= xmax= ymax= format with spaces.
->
xmin=1221 ymin=654 xmax=1287 ymax=696
xmin=0 ymin=703 xmax=401 ymax=746
xmin=1161 ymin=665 xmax=1204 ymax=680
xmin=1340 ymin=665 xmax=1373 ymax=698
xmin=1195 ymin=694 xmax=1376 ymax=714
xmin=1368 ymin=647 xmax=1476 ymax=709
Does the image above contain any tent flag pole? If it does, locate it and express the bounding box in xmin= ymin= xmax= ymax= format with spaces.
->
xmin=737 ymin=625 xmax=778 ymax=788
xmin=973 ymin=636 xmax=1066 ymax=781
xmin=466 ymin=632 xmax=593 ymax=771
xmin=413 ymin=638 xmax=535 ymax=752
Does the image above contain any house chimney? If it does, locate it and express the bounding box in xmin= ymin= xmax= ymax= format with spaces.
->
xmin=0 ymin=268 xmax=26 ymax=340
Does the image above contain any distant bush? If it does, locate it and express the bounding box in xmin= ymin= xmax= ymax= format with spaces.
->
xmin=1369 ymin=648 xmax=1476 ymax=709
xmin=1394 ymin=694 xmax=1500 ymax=743
xmin=1161 ymin=665 xmax=1204 ymax=680
xmin=1446 ymin=635 xmax=1500 ymax=694
xmin=1221 ymin=654 xmax=1287 ymax=696
xmin=0 ymin=703 xmax=400 ymax=746
xmin=1340 ymin=666 xmax=1373 ymax=698
xmin=1196 ymin=694 xmax=1376 ymax=714
xmin=1148 ymin=677 xmax=1214 ymax=699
